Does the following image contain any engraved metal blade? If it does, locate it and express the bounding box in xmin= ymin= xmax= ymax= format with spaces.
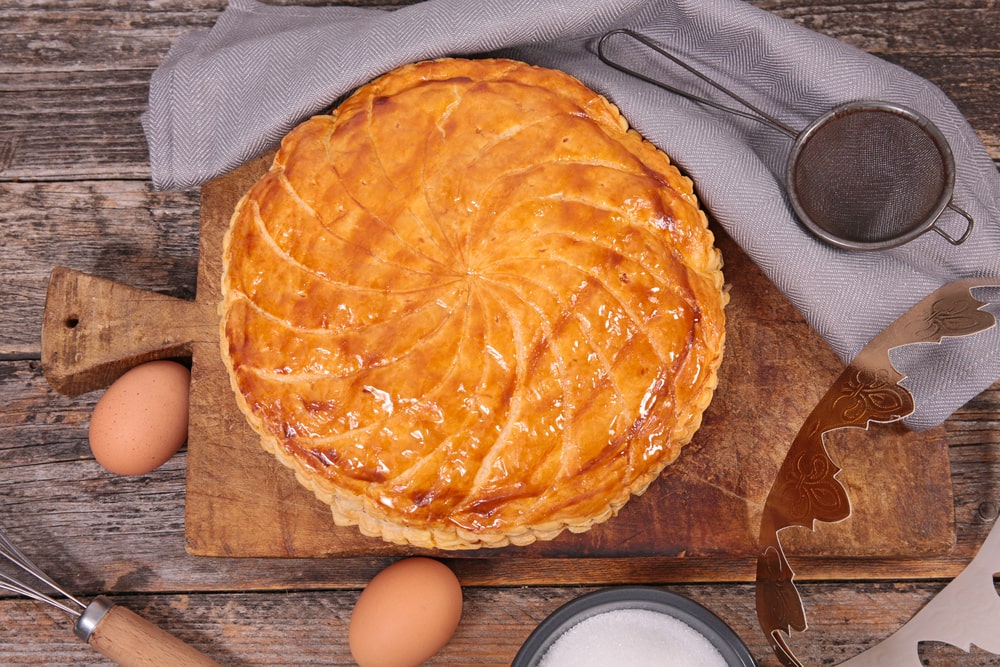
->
xmin=838 ymin=513 xmax=1000 ymax=665
xmin=755 ymin=277 xmax=1000 ymax=667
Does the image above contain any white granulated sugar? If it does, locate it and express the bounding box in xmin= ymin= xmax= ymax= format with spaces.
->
xmin=538 ymin=608 xmax=728 ymax=667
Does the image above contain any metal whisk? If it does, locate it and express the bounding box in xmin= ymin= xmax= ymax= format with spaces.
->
xmin=0 ymin=525 xmax=221 ymax=667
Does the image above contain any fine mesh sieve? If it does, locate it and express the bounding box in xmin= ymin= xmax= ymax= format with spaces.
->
xmin=597 ymin=29 xmax=975 ymax=251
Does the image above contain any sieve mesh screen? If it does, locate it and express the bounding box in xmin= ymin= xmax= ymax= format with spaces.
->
xmin=789 ymin=108 xmax=949 ymax=243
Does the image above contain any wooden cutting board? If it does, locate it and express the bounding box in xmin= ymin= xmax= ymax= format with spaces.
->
xmin=40 ymin=154 xmax=955 ymax=568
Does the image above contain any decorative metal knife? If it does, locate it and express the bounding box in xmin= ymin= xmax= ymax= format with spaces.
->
xmin=838 ymin=511 xmax=1000 ymax=665
xmin=754 ymin=277 xmax=1000 ymax=667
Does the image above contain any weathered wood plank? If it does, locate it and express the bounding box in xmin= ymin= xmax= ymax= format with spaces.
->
xmin=887 ymin=54 xmax=1000 ymax=154
xmin=0 ymin=70 xmax=157 ymax=181
xmin=1 ymin=584 xmax=998 ymax=666
xmin=0 ymin=181 xmax=199 ymax=356
xmin=3 ymin=65 xmax=996 ymax=185
xmin=0 ymin=12 xmax=216 ymax=75
xmin=1 ymin=3 xmax=997 ymax=182
xmin=2 ymin=358 xmax=997 ymax=593
xmin=764 ymin=0 xmax=1000 ymax=55
xmin=0 ymin=1 xmax=424 ymax=75
xmin=2 ymin=0 xmax=994 ymax=72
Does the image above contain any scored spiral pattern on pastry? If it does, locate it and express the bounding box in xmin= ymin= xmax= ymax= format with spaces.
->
xmin=220 ymin=58 xmax=727 ymax=550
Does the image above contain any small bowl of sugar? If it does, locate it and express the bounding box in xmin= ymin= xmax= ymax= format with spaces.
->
xmin=511 ymin=586 xmax=755 ymax=667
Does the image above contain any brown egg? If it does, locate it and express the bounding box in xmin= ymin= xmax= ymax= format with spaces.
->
xmin=88 ymin=360 xmax=191 ymax=475
xmin=349 ymin=557 xmax=463 ymax=667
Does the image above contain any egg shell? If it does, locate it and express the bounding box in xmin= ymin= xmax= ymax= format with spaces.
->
xmin=88 ymin=360 xmax=191 ymax=476
xmin=349 ymin=557 xmax=463 ymax=667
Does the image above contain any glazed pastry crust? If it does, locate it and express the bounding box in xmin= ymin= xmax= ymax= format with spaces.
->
xmin=220 ymin=58 xmax=727 ymax=550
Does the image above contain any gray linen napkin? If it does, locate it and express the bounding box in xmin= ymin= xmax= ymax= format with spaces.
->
xmin=142 ymin=0 xmax=1000 ymax=430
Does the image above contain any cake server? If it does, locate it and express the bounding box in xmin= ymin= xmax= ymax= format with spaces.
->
xmin=0 ymin=524 xmax=222 ymax=667
xmin=837 ymin=511 xmax=1000 ymax=665
xmin=754 ymin=277 xmax=1000 ymax=667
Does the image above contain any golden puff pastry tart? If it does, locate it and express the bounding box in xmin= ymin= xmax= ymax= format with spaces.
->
xmin=220 ymin=57 xmax=727 ymax=550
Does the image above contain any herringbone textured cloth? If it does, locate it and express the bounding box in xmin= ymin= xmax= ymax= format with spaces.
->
xmin=142 ymin=0 xmax=1000 ymax=429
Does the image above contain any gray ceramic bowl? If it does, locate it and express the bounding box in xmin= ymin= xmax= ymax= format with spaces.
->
xmin=511 ymin=586 xmax=756 ymax=666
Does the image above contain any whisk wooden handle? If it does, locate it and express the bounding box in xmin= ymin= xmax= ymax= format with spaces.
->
xmin=78 ymin=597 xmax=222 ymax=667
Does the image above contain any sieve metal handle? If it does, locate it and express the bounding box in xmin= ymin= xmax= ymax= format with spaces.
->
xmin=597 ymin=29 xmax=798 ymax=138
xmin=932 ymin=202 xmax=975 ymax=245
xmin=598 ymin=28 xmax=976 ymax=252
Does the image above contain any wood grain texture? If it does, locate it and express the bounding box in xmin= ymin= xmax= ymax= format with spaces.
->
xmin=2 ymin=0 xmax=999 ymax=665
xmin=41 ymin=267 xmax=211 ymax=395
xmin=185 ymin=153 xmax=954 ymax=564
xmin=0 ymin=363 xmax=997 ymax=663
xmin=30 ymin=153 xmax=957 ymax=565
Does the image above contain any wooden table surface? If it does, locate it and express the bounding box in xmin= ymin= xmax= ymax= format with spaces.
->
xmin=2 ymin=1 xmax=999 ymax=665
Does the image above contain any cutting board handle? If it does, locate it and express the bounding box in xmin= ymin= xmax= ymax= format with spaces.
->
xmin=41 ymin=266 xmax=214 ymax=396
